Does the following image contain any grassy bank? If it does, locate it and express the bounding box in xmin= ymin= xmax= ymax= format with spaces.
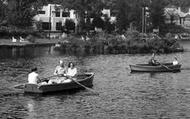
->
xmin=54 ymin=31 xmax=184 ymax=54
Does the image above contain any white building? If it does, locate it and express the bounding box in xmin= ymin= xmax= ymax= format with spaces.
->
xmin=165 ymin=6 xmax=190 ymax=27
xmin=33 ymin=4 xmax=77 ymax=32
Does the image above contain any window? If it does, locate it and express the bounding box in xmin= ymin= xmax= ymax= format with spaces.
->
xmin=55 ymin=12 xmax=60 ymax=17
xmin=42 ymin=22 xmax=51 ymax=30
xmin=38 ymin=11 xmax=45 ymax=14
xmin=62 ymin=12 xmax=70 ymax=17
xmin=56 ymin=22 xmax=62 ymax=30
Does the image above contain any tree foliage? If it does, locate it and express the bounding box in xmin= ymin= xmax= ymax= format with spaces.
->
xmin=0 ymin=0 xmax=189 ymax=35
xmin=149 ymin=0 xmax=167 ymax=34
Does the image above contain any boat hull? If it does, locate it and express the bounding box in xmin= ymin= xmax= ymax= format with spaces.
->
xmin=130 ymin=63 xmax=181 ymax=72
xmin=24 ymin=73 xmax=94 ymax=93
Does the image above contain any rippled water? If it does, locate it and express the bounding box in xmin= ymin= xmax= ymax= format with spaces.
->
xmin=0 ymin=42 xmax=190 ymax=119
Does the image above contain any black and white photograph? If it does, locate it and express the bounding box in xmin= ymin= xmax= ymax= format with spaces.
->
xmin=0 ymin=0 xmax=190 ymax=118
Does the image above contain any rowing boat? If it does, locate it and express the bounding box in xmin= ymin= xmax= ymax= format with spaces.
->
xmin=24 ymin=73 xmax=94 ymax=93
xmin=129 ymin=63 xmax=181 ymax=72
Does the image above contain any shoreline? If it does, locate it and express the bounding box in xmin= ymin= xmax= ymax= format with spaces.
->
xmin=0 ymin=38 xmax=59 ymax=47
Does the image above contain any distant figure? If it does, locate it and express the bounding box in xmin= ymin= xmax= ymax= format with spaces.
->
xmin=19 ymin=36 xmax=25 ymax=42
xmin=121 ymin=34 xmax=126 ymax=40
xmin=86 ymin=36 xmax=90 ymax=41
xmin=173 ymin=57 xmax=179 ymax=65
xmin=55 ymin=42 xmax=61 ymax=47
xmin=61 ymin=32 xmax=67 ymax=38
xmin=175 ymin=34 xmax=179 ymax=40
xmin=148 ymin=53 xmax=159 ymax=66
xmin=28 ymin=67 xmax=40 ymax=84
xmin=12 ymin=37 xmax=17 ymax=42
xmin=81 ymin=36 xmax=85 ymax=41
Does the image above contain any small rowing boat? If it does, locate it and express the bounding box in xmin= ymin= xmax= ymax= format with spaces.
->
xmin=129 ymin=63 xmax=181 ymax=72
xmin=24 ymin=73 xmax=94 ymax=93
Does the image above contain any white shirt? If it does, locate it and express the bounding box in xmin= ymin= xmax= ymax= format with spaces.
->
xmin=54 ymin=66 xmax=66 ymax=75
xmin=173 ymin=60 xmax=178 ymax=65
xmin=28 ymin=72 xmax=39 ymax=84
xmin=67 ymin=68 xmax=77 ymax=77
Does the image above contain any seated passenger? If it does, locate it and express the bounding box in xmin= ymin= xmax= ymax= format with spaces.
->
xmin=20 ymin=36 xmax=25 ymax=42
xmin=63 ymin=62 xmax=77 ymax=83
xmin=48 ymin=60 xmax=67 ymax=84
xmin=54 ymin=60 xmax=67 ymax=76
xmin=66 ymin=62 xmax=77 ymax=78
xmin=12 ymin=37 xmax=17 ymax=42
xmin=28 ymin=67 xmax=40 ymax=84
xmin=173 ymin=57 xmax=179 ymax=65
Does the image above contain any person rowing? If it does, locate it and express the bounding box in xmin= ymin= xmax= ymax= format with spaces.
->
xmin=148 ymin=53 xmax=159 ymax=66
xmin=28 ymin=67 xmax=40 ymax=84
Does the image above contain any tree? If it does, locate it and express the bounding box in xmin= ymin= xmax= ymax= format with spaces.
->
xmin=5 ymin=0 xmax=49 ymax=28
xmin=115 ymin=0 xmax=129 ymax=32
xmin=65 ymin=19 xmax=75 ymax=33
xmin=0 ymin=0 xmax=7 ymax=25
xmin=149 ymin=0 xmax=167 ymax=34
xmin=6 ymin=0 xmax=35 ymax=28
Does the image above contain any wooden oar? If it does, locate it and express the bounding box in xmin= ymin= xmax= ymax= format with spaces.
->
xmin=157 ymin=62 xmax=173 ymax=71
xmin=70 ymin=78 xmax=98 ymax=94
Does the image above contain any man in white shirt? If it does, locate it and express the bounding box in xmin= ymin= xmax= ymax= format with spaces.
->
xmin=28 ymin=67 xmax=40 ymax=84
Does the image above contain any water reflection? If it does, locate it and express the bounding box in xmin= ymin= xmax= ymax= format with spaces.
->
xmin=0 ymin=45 xmax=56 ymax=59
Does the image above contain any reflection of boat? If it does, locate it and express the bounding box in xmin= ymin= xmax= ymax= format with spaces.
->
xmin=129 ymin=63 xmax=181 ymax=72
xmin=24 ymin=73 xmax=94 ymax=93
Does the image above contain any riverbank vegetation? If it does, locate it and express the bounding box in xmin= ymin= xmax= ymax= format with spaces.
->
xmin=0 ymin=0 xmax=188 ymax=54
xmin=55 ymin=31 xmax=183 ymax=54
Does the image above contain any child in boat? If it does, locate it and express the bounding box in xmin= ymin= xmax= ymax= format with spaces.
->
xmin=28 ymin=67 xmax=40 ymax=84
xmin=173 ymin=57 xmax=179 ymax=65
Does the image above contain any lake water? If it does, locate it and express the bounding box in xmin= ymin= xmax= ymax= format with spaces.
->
xmin=0 ymin=41 xmax=190 ymax=119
